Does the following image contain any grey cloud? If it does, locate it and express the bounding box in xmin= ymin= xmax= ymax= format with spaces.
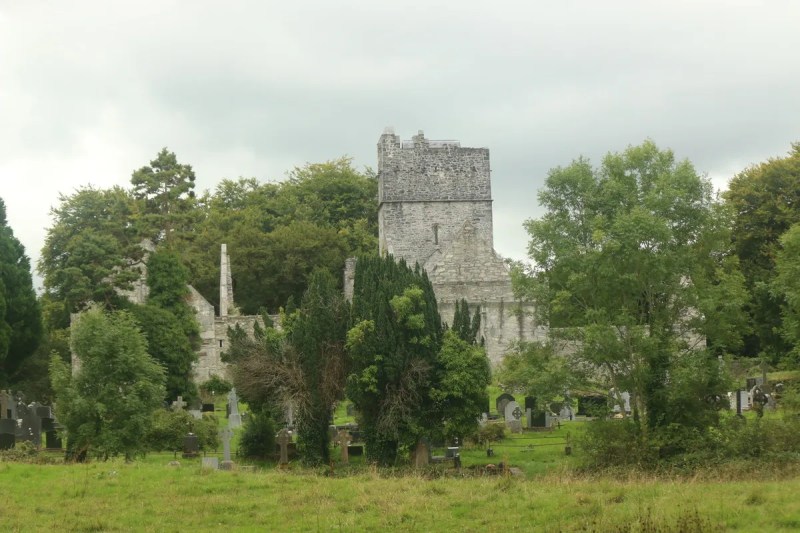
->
xmin=1 ymin=0 xmax=799 ymax=285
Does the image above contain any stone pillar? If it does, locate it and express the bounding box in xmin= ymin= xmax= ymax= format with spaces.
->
xmin=219 ymin=244 xmax=235 ymax=317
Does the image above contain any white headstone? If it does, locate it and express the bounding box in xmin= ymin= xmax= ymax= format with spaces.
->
xmin=505 ymin=401 xmax=523 ymax=433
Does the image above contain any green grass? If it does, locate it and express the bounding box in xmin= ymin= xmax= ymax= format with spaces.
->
xmin=3 ymin=456 xmax=800 ymax=532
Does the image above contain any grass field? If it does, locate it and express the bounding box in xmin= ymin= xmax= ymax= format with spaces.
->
xmin=6 ymin=396 xmax=799 ymax=531
xmin=4 ymin=455 xmax=800 ymax=532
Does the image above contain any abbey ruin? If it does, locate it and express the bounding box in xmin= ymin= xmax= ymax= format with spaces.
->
xmin=348 ymin=129 xmax=544 ymax=363
xmin=74 ymin=129 xmax=539 ymax=381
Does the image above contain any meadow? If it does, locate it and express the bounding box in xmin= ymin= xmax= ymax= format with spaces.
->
xmin=4 ymin=422 xmax=800 ymax=533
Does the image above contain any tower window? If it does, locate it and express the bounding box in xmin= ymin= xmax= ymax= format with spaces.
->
xmin=219 ymin=340 xmax=224 ymax=348
xmin=433 ymin=224 xmax=439 ymax=245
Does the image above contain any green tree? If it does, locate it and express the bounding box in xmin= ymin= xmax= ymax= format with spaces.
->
xmin=181 ymin=160 xmax=376 ymax=314
xmin=131 ymin=148 xmax=197 ymax=247
xmin=774 ymin=223 xmax=800 ymax=366
xmin=289 ymin=270 xmax=349 ymax=465
xmin=430 ymin=330 xmax=491 ymax=441
xmin=346 ymin=255 xmax=443 ymax=465
xmin=229 ymin=272 xmax=349 ymax=466
xmin=132 ymin=250 xmax=200 ymax=402
xmin=516 ymin=141 xmax=746 ymax=443
xmin=0 ymin=198 xmax=42 ymax=386
xmin=50 ymin=308 xmax=165 ymax=460
xmin=724 ymin=144 xmax=800 ymax=361
xmin=496 ymin=341 xmax=579 ymax=412
xmin=39 ymin=186 xmax=140 ymax=312
xmin=451 ymin=299 xmax=482 ymax=345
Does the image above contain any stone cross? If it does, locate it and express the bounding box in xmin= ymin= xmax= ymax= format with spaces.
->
xmin=171 ymin=396 xmax=187 ymax=412
xmin=222 ymin=427 xmax=233 ymax=462
xmin=277 ymin=428 xmax=290 ymax=465
xmin=335 ymin=429 xmax=352 ymax=463
xmin=228 ymin=389 xmax=241 ymax=429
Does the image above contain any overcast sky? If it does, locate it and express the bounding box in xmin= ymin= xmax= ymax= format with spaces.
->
xmin=2 ymin=1 xmax=799 ymax=288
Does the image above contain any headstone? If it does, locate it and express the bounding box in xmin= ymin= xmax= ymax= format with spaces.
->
xmin=171 ymin=396 xmax=187 ymax=412
xmin=524 ymin=396 xmax=537 ymax=411
xmin=45 ymin=422 xmax=63 ymax=450
xmin=0 ymin=418 xmax=15 ymax=449
xmin=559 ymin=404 xmax=574 ymax=421
xmin=228 ymin=389 xmax=241 ymax=429
xmin=345 ymin=403 xmax=355 ymax=417
xmin=412 ymin=440 xmax=430 ymax=468
xmin=0 ymin=390 xmax=11 ymax=419
xmin=531 ymin=410 xmax=547 ymax=428
xmin=611 ymin=391 xmax=631 ymax=413
xmin=335 ymin=429 xmax=352 ymax=463
xmin=182 ymin=433 xmax=199 ymax=458
xmin=20 ymin=405 xmax=41 ymax=446
xmin=202 ymin=457 xmax=219 ymax=470
xmin=188 ymin=410 xmax=203 ymax=420
xmin=202 ymin=403 xmax=215 ymax=413
xmin=766 ymin=394 xmax=777 ymax=411
xmin=277 ymin=428 xmax=290 ymax=465
xmin=504 ymin=401 xmax=523 ymax=433
xmin=496 ymin=393 xmax=515 ymax=417
xmin=220 ymin=427 xmax=235 ymax=470
xmin=739 ymin=390 xmax=750 ymax=411
xmin=479 ymin=412 xmax=489 ymax=427
xmin=347 ymin=444 xmax=364 ymax=456
xmin=525 ymin=408 xmax=533 ymax=429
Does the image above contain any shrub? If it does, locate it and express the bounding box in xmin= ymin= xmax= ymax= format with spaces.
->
xmin=198 ymin=375 xmax=232 ymax=396
xmin=238 ymin=409 xmax=276 ymax=459
xmin=469 ymin=422 xmax=506 ymax=446
xmin=146 ymin=409 xmax=220 ymax=452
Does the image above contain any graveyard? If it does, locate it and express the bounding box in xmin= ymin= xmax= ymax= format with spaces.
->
xmin=3 ymin=380 xmax=800 ymax=532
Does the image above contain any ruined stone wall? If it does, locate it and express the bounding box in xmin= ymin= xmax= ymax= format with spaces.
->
xmin=378 ymin=201 xmax=494 ymax=269
xmin=438 ymin=300 xmax=546 ymax=365
xmin=425 ymin=220 xmax=543 ymax=363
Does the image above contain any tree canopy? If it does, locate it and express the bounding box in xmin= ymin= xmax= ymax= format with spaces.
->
xmin=724 ymin=143 xmax=800 ymax=362
xmin=515 ymin=140 xmax=746 ymax=437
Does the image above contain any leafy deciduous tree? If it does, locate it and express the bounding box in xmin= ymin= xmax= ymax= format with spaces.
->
xmin=516 ymin=141 xmax=746 ymax=441
xmin=50 ymin=308 xmax=166 ymax=460
xmin=39 ymin=186 xmax=140 ymax=312
xmin=724 ymin=144 xmax=800 ymax=361
xmin=774 ymin=223 xmax=800 ymax=367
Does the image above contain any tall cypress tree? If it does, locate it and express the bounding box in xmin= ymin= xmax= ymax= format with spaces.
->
xmin=347 ymin=255 xmax=442 ymax=465
xmin=0 ymin=198 xmax=42 ymax=386
xmin=290 ymin=270 xmax=349 ymax=465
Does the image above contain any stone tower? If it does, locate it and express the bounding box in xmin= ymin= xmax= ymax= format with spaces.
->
xmin=378 ymin=128 xmax=494 ymax=268
xmin=376 ymin=128 xmax=543 ymax=363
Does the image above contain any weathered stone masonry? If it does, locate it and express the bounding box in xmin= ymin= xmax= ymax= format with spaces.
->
xmin=375 ymin=129 xmax=545 ymax=363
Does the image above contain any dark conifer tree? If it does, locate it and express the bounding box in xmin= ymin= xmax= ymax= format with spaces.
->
xmin=0 ymin=198 xmax=42 ymax=386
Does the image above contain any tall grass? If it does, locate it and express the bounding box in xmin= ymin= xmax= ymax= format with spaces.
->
xmin=2 ymin=458 xmax=800 ymax=531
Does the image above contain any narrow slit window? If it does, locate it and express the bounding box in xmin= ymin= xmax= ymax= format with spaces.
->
xmin=433 ymin=224 xmax=439 ymax=245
